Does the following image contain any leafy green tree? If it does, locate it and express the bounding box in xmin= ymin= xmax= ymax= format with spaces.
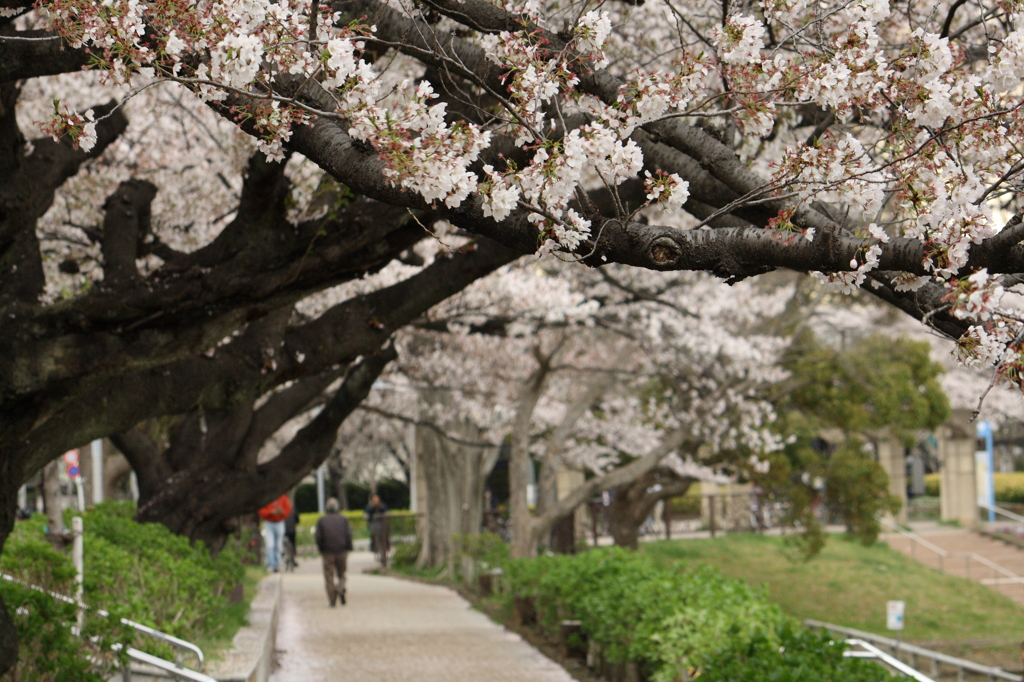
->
xmin=757 ymin=333 xmax=949 ymax=554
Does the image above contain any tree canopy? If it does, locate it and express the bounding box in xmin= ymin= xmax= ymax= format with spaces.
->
xmin=3 ymin=0 xmax=1024 ymax=670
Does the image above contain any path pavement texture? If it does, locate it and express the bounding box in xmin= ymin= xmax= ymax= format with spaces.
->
xmin=884 ymin=521 xmax=1024 ymax=605
xmin=269 ymin=551 xmax=577 ymax=682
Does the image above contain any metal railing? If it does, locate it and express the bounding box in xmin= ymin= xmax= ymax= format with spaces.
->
xmin=112 ymin=645 xmax=216 ymax=682
xmin=880 ymin=518 xmax=1024 ymax=594
xmin=844 ymin=639 xmax=935 ymax=682
xmin=2 ymin=572 xmax=212 ymax=681
xmin=808 ymin=620 xmax=1023 ymax=681
xmin=982 ymin=504 xmax=1024 ymax=525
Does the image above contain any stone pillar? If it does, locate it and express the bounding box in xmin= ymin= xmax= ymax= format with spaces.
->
xmin=938 ymin=409 xmax=978 ymax=528
xmin=876 ymin=438 xmax=908 ymax=525
xmin=700 ymin=481 xmax=725 ymax=532
xmin=555 ymin=466 xmax=587 ymax=545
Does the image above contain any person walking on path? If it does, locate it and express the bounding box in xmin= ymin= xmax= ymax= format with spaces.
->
xmin=364 ymin=494 xmax=388 ymax=555
xmin=259 ymin=494 xmax=293 ymax=573
xmin=315 ymin=498 xmax=353 ymax=607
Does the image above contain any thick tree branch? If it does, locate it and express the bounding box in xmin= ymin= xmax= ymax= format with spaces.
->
xmin=0 ymin=30 xmax=91 ymax=81
xmin=109 ymin=427 xmax=170 ymax=499
xmin=8 ymin=237 xmax=518 ymax=482
xmin=259 ymin=343 xmax=397 ymax=483
xmin=100 ymin=180 xmax=158 ymax=286
xmin=532 ymin=428 xmax=689 ymax=533
xmin=237 ymin=366 xmax=347 ymax=466
xmin=0 ymin=98 xmax=127 ymax=303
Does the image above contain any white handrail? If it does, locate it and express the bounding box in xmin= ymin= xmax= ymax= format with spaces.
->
xmin=879 ymin=518 xmax=949 ymax=556
xmin=808 ymin=620 xmax=1023 ymax=681
xmin=112 ymin=645 xmax=217 ymax=682
xmin=880 ymin=518 xmax=1024 ymax=586
xmin=118 ymin=618 xmax=204 ymax=670
xmin=982 ymin=504 xmax=1024 ymax=524
xmin=2 ymin=572 xmax=205 ymax=673
xmin=844 ymin=639 xmax=935 ymax=682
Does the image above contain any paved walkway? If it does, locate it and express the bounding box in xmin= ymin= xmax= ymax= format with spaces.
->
xmin=269 ymin=552 xmax=576 ymax=682
xmin=884 ymin=522 xmax=1024 ymax=605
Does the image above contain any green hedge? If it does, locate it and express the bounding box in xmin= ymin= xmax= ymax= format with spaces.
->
xmin=925 ymin=472 xmax=1024 ymax=503
xmin=296 ymin=510 xmax=417 ymax=544
xmin=504 ymin=548 xmax=888 ymax=682
xmin=0 ymin=515 xmax=130 ymax=681
xmin=0 ymin=502 xmax=247 ymax=680
xmin=70 ymin=502 xmax=244 ymax=641
xmin=698 ymin=622 xmax=889 ymax=682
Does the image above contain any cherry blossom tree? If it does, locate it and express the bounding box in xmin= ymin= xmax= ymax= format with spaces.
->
xmin=4 ymin=0 xmax=1024 ymax=668
xmin=354 ymin=259 xmax=791 ymax=559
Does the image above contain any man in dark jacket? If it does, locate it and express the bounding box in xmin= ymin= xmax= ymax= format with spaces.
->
xmin=315 ymin=498 xmax=353 ymax=607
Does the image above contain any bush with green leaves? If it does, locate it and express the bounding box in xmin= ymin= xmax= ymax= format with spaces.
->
xmin=0 ymin=502 xmax=245 ymax=679
xmin=296 ymin=510 xmax=417 ymax=544
xmin=504 ymin=547 xmax=888 ymax=681
xmin=926 ymin=472 xmax=1024 ymax=505
xmin=697 ymin=622 xmax=891 ymax=682
xmin=0 ymin=515 xmax=130 ymax=682
xmin=67 ymin=501 xmax=244 ymax=641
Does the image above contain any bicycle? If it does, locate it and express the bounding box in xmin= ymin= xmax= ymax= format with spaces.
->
xmin=282 ymin=535 xmax=298 ymax=572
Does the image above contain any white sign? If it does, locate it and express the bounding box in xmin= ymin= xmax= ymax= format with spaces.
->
xmin=976 ymin=451 xmax=991 ymax=507
xmin=886 ymin=600 xmax=905 ymax=631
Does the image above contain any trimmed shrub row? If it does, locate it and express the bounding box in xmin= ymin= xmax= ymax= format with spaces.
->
xmin=296 ymin=509 xmax=417 ymax=543
xmin=0 ymin=502 xmax=246 ymax=681
xmin=503 ymin=547 xmax=889 ymax=682
xmin=924 ymin=472 xmax=1024 ymax=504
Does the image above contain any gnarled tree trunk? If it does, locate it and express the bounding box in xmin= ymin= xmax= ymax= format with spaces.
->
xmin=416 ymin=408 xmax=498 ymax=571
xmin=607 ymin=467 xmax=694 ymax=550
xmin=114 ymin=346 xmax=396 ymax=553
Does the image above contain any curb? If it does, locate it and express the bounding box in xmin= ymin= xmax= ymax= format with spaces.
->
xmin=207 ymin=573 xmax=282 ymax=682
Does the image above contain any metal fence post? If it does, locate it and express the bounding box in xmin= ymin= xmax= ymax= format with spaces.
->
xmin=72 ymin=517 xmax=84 ymax=631
xmin=709 ymin=496 xmax=716 ymax=538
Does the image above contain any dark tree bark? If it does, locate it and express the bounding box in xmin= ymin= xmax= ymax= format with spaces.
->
xmin=41 ymin=460 xmax=66 ymax=551
xmin=415 ymin=409 xmax=498 ymax=571
xmin=1 ymin=0 xmax=1021 ymax=667
xmin=112 ymin=347 xmax=395 ymax=552
xmin=607 ymin=467 xmax=694 ymax=550
xmin=0 ymin=67 xmax=515 ymax=669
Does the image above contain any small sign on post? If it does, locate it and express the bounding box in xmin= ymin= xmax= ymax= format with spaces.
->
xmin=63 ymin=449 xmax=80 ymax=479
xmin=886 ymin=600 xmax=905 ymax=631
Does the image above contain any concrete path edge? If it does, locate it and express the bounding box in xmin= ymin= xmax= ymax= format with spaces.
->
xmin=207 ymin=573 xmax=282 ymax=682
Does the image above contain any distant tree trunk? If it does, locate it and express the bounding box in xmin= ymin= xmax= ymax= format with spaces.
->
xmin=103 ymin=452 xmax=133 ymax=501
xmin=327 ymin=455 xmax=346 ymax=509
xmin=607 ymin=468 xmax=694 ymax=550
xmin=416 ymin=415 xmax=498 ymax=570
xmin=42 ymin=460 xmax=67 ymax=550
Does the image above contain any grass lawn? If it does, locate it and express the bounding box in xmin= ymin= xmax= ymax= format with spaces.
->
xmin=643 ymin=534 xmax=1024 ymax=669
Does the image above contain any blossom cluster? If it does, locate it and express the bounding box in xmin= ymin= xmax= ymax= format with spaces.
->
xmin=27 ymin=0 xmax=1024 ymax=393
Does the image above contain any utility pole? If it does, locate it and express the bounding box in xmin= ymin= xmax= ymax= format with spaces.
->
xmin=90 ymin=440 xmax=104 ymax=504
xmin=316 ymin=464 xmax=326 ymax=513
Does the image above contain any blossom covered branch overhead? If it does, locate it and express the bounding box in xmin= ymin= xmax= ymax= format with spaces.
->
xmin=9 ymin=0 xmax=1024 ymax=381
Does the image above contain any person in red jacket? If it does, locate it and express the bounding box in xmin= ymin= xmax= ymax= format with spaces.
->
xmin=258 ymin=494 xmax=292 ymax=572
